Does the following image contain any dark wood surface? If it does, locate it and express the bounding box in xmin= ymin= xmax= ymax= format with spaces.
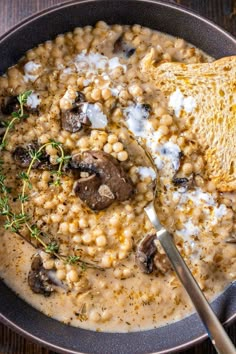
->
xmin=0 ymin=0 xmax=235 ymax=353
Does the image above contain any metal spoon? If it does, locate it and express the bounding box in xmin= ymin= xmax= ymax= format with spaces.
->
xmin=121 ymin=130 xmax=235 ymax=353
xmin=145 ymin=202 xmax=235 ymax=354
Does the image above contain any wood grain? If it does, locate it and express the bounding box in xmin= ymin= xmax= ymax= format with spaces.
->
xmin=0 ymin=0 xmax=235 ymax=353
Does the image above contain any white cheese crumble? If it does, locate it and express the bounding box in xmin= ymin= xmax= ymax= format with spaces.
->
xmin=110 ymin=85 xmax=123 ymax=97
xmin=108 ymin=57 xmax=127 ymax=72
xmin=61 ymin=67 xmax=73 ymax=78
xmin=124 ymin=104 xmax=151 ymax=137
xmin=169 ymin=88 xmax=196 ymax=117
xmin=174 ymin=187 xmax=227 ymax=228
xmin=82 ymin=103 xmax=108 ymax=129
xmin=137 ymin=166 xmax=156 ymax=181
xmin=83 ymin=79 xmax=91 ymax=86
xmin=74 ymin=51 xmax=126 ymax=74
xmin=159 ymin=141 xmax=181 ymax=171
xmin=212 ymin=204 xmax=227 ymax=225
xmin=23 ymin=61 xmax=41 ymax=82
xmin=124 ymin=104 xmax=181 ymax=171
xmin=177 ymin=219 xmax=200 ymax=241
xmin=174 ymin=188 xmax=215 ymax=207
xmin=173 ymin=187 xmax=227 ymax=260
xmin=63 ymin=67 xmax=72 ymax=74
xmin=26 ymin=92 xmax=41 ymax=109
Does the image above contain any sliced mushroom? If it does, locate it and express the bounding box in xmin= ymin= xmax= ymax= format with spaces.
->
xmin=28 ymin=254 xmax=54 ymax=296
xmin=0 ymin=96 xmax=20 ymax=137
xmin=72 ymin=150 xmax=134 ymax=210
xmin=61 ymin=91 xmax=91 ymax=133
xmin=113 ymin=35 xmax=136 ymax=58
xmin=0 ymin=121 xmax=6 ymax=137
xmin=136 ymin=234 xmax=171 ymax=274
xmin=136 ymin=234 xmax=157 ymax=274
xmin=74 ymin=91 xmax=86 ymax=104
xmin=0 ymin=96 xmax=20 ymax=116
xmin=13 ymin=142 xmax=51 ymax=169
xmin=0 ymin=95 xmax=38 ymax=116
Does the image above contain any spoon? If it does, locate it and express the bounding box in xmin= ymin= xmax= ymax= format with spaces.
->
xmin=145 ymin=202 xmax=236 ymax=354
xmin=120 ymin=130 xmax=235 ymax=353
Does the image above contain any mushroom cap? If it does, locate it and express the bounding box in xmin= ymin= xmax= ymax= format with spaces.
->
xmin=0 ymin=96 xmax=20 ymax=116
xmin=136 ymin=233 xmax=171 ymax=274
xmin=61 ymin=104 xmax=91 ymax=133
xmin=60 ymin=91 xmax=90 ymax=133
xmin=72 ymin=150 xmax=134 ymax=210
xmin=28 ymin=254 xmax=54 ymax=296
xmin=136 ymin=234 xmax=157 ymax=274
xmin=113 ymin=35 xmax=136 ymax=58
xmin=13 ymin=142 xmax=53 ymax=169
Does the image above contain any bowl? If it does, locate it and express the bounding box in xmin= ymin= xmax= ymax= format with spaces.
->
xmin=0 ymin=1 xmax=235 ymax=353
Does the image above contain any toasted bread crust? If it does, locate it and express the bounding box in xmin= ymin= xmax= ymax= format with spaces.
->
xmin=142 ymin=54 xmax=236 ymax=191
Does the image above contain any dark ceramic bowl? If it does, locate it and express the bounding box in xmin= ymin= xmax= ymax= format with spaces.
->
xmin=0 ymin=1 xmax=235 ymax=353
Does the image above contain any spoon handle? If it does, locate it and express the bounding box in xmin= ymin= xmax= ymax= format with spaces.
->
xmin=157 ymin=228 xmax=236 ymax=354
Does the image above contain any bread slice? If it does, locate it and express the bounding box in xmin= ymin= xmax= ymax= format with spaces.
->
xmin=141 ymin=51 xmax=236 ymax=192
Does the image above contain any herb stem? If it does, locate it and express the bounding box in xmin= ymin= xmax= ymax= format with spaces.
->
xmin=1 ymin=117 xmax=20 ymax=149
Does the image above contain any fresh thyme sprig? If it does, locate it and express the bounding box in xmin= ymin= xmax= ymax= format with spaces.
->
xmin=19 ymin=140 xmax=69 ymax=256
xmin=0 ymin=164 xmax=28 ymax=233
xmin=0 ymin=139 xmax=70 ymax=260
xmin=0 ymin=91 xmax=32 ymax=150
xmin=0 ymin=91 xmax=103 ymax=271
xmin=65 ymin=255 xmax=104 ymax=271
xmin=49 ymin=139 xmax=71 ymax=187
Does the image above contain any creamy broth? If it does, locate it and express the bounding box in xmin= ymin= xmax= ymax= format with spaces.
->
xmin=0 ymin=22 xmax=235 ymax=332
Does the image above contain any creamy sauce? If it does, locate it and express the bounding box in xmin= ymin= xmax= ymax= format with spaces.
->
xmin=0 ymin=23 xmax=235 ymax=333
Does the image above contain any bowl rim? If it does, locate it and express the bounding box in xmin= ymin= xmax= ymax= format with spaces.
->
xmin=0 ymin=1 xmax=235 ymax=353
xmin=0 ymin=0 xmax=235 ymax=45
xmin=1 ymin=288 xmax=236 ymax=354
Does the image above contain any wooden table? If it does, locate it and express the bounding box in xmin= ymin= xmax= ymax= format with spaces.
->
xmin=0 ymin=0 xmax=235 ymax=353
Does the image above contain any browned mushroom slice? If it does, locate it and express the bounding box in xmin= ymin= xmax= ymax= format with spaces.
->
xmin=28 ymin=254 xmax=54 ymax=296
xmin=61 ymin=104 xmax=91 ymax=133
xmin=136 ymin=234 xmax=171 ymax=274
xmin=0 ymin=95 xmax=38 ymax=116
xmin=0 ymin=96 xmax=20 ymax=116
xmin=113 ymin=35 xmax=136 ymax=58
xmin=73 ymin=150 xmax=134 ymax=210
xmin=136 ymin=234 xmax=157 ymax=274
xmin=13 ymin=146 xmax=35 ymax=168
xmin=74 ymin=174 xmax=115 ymax=210
xmin=0 ymin=121 xmax=6 ymax=137
xmin=13 ymin=142 xmax=51 ymax=169
xmin=74 ymin=91 xmax=86 ymax=104
xmin=61 ymin=91 xmax=91 ymax=133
